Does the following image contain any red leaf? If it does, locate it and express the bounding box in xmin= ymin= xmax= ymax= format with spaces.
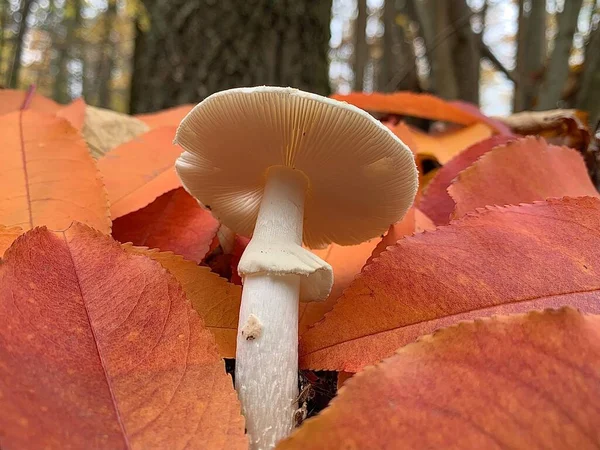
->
xmin=449 ymin=137 xmax=599 ymax=220
xmin=97 ymin=127 xmax=182 ymax=218
xmin=300 ymin=197 xmax=600 ymax=372
xmin=418 ymin=135 xmax=517 ymax=225
xmin=282 ymin=308 xmax=600 ymax=450
xmin=0 ymin=224 xmax=246 ymax=449
xmin=113 ymin=188 xmax=219 ymax=263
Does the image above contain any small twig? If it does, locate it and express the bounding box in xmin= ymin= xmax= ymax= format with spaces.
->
xmin=480 ymin=41 xmax=517 ymax=84
xmin=21 ymin=84 xmax=36 ymax=110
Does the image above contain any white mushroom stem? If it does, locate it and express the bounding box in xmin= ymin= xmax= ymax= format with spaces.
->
xmin=236 ymin=166 xmax=307 ymax=450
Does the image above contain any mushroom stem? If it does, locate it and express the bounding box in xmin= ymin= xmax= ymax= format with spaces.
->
xmin=236 ymin=166 xmax=307 ymax=450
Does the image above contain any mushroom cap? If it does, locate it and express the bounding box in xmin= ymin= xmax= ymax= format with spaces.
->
xmin=175 ymin=86 xmax=418 ymax=248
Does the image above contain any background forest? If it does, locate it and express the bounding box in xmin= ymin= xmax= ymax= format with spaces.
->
xmin=0 ymin=0 xmax=598 ymax=124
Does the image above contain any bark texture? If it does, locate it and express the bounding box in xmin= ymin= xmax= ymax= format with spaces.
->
xmin=354 ymin=0 xmax=368 ymax=90
xmin=576 ymin=24 xmax=600 ymax=128
xmin=130 ymin=0 xmax=332 ymax=114
xmin=537 ymin=0 xmax=584 ymax=110
xmin=513 ymin=0 xmax=546 ymax=111
xmin=428 ymin=0 xmax=479 ymax=103
xmin=379 ymin=0 xmax=419 ymax=92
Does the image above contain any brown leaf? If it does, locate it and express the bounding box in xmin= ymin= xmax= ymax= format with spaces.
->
xmin=449 ymin=137 xmax=599 ymax=220
xmin=496 ymin=109 xmax=590 ymax=151
xmin=113 ymin=188 xmax=219 ymax=263
xmin=418 ymin=135 xmax=517 ymax=225
xmin=0 ymin=111 xmax=111 ymax=233
xmin=98 ymin=127 xmax=182 ymax=219
xmin=83 ymin=105 xmax=150 ymax=158
xmin=0 ymin=224 xmax=246 ymax=449
xmin=300 ymin=197 xmax=600 ymax=373
xmin=123 ymin=244 xmax=242 ymax=358
xmin=282 ymin=308 xmax=600 ymax=450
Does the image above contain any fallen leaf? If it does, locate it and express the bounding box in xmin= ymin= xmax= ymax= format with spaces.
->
xmin=83 ymin=105 xmax=150 ymax=158
xmin=231 ymin=211 xmax=423 ymax=335
xmin=98 ymin=127 xmax=182 ymax=219
xmin=56 ymin=97 xmax=86 ymax=130
xmin=331 ymin=92 xmax=501 ymax=130
xmin=450 ymin=100 xmax=513 ymax=135
xmin=300 ymin=197 xmax=600 ymax=372
xmin=113 ymin=188 xmax=219 ymax=263
xmin=449 ymin=137 xmax=599 ymax=220
xmin=0 ymin=111 xmax=111 ymax=233
xmin=496 ymin=109 xmax=590 ymax=151
xmin=367 ymin=207 xmax=416 ymax=263
xmin=0 ymin=225 xmax=22 ymax=257
xmin=400 ymin=122 xmax=494 ymax=164
xmin=418 ymin=135 xmax=517 ymax=225
xmin=137 ymin=104 xmax=195 ymax=128
xmin=123 ymin=245 xmax=242 ymax=358
xmin=0 ymin=224 xmax=246 ymax=449
xmin=0 ymin=89 xmax=60 ymax=116
xmin=301 ymin=238 xmax=384 ymax=335
xmin=283 ymin=308 xmax=600 ymax=450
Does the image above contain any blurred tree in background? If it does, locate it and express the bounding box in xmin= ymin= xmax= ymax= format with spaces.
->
xmin=129 ymin=0 xmax=332 ymax=113
xmin=0 ymin=0 xmax=598 ymax=125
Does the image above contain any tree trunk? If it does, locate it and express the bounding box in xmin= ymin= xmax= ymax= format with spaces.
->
xmin=536 ymin=0 xmax=583 ymax=110
xmin=8 ymin=0 xmax=34 ymax=89
xmin=97 ymin=0 xmax=117 ymax=108
xmin=575 ymin=24 xmax=600 ymax=128
xmin=130 ymin=0 xmax=332 ymax=114
xmin=513 ymin=0 xmax=546 ymax=111
xmin=379 ymin=0 xmax=419 ymax=92
xmin=431 ymin=2 xmax=459 ymax=100
xmin=52 ymin=0 xmax=81 ymax=104
xmin=449 ymin=0 xmax=480 ymax=104
xmin=0 ymin=0 xmax=8 ymax=80
xmin=354 ymin=0 xmax=368 ymax=91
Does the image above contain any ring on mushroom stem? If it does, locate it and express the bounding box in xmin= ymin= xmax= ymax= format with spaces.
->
xmin=174 ymin=86 xmax=418 ymax=450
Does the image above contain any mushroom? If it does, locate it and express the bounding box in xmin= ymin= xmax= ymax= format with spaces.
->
xmin=174 ymin=86 xmax=418 ymax=449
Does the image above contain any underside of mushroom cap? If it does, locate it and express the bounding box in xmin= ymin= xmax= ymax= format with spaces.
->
xmin=175 ymin=86 xmax=418 ymax=249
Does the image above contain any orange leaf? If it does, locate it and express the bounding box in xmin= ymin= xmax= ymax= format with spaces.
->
xmin=0 ymin=111 xmax=111 ymax=233
xmin=449 ymin=137 xmax=599 ymax=220
xmin=0 ymin=224 xmax=246 ymax=449
xmin=0 ymin=89 xmax=60 ymax=116
xmin=300 ymin=197 xmax=600 ymax=373
xmin=113 ymin=188 xmax=219 ymax=263
xmin=0 ymin=225 xmax=22 ymax=257
xmin=418 ymin=135 xmax=517 ymax=225
xmin=56 ymin=97 xmax=86 ymax=130
xmin=231 ymin=210 xmax=422 ymax=335
xmin=98 ymin=127 xmax=182 ymax=219
xmin=136 ymin=104 xmax=195 ymax=128
xmin=400 ymin=122 xmax=494 ymax=164
xmin=122 ymin=245 xmax=242 ymax=358
xmin=283 ymin=308 xmax=600 ymax=450
xmin=331 ymin=92 xmax=495 ymax=128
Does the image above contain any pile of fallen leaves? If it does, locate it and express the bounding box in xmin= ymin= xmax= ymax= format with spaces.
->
xmin=1 ymin=87 xmax=600 ymax=449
